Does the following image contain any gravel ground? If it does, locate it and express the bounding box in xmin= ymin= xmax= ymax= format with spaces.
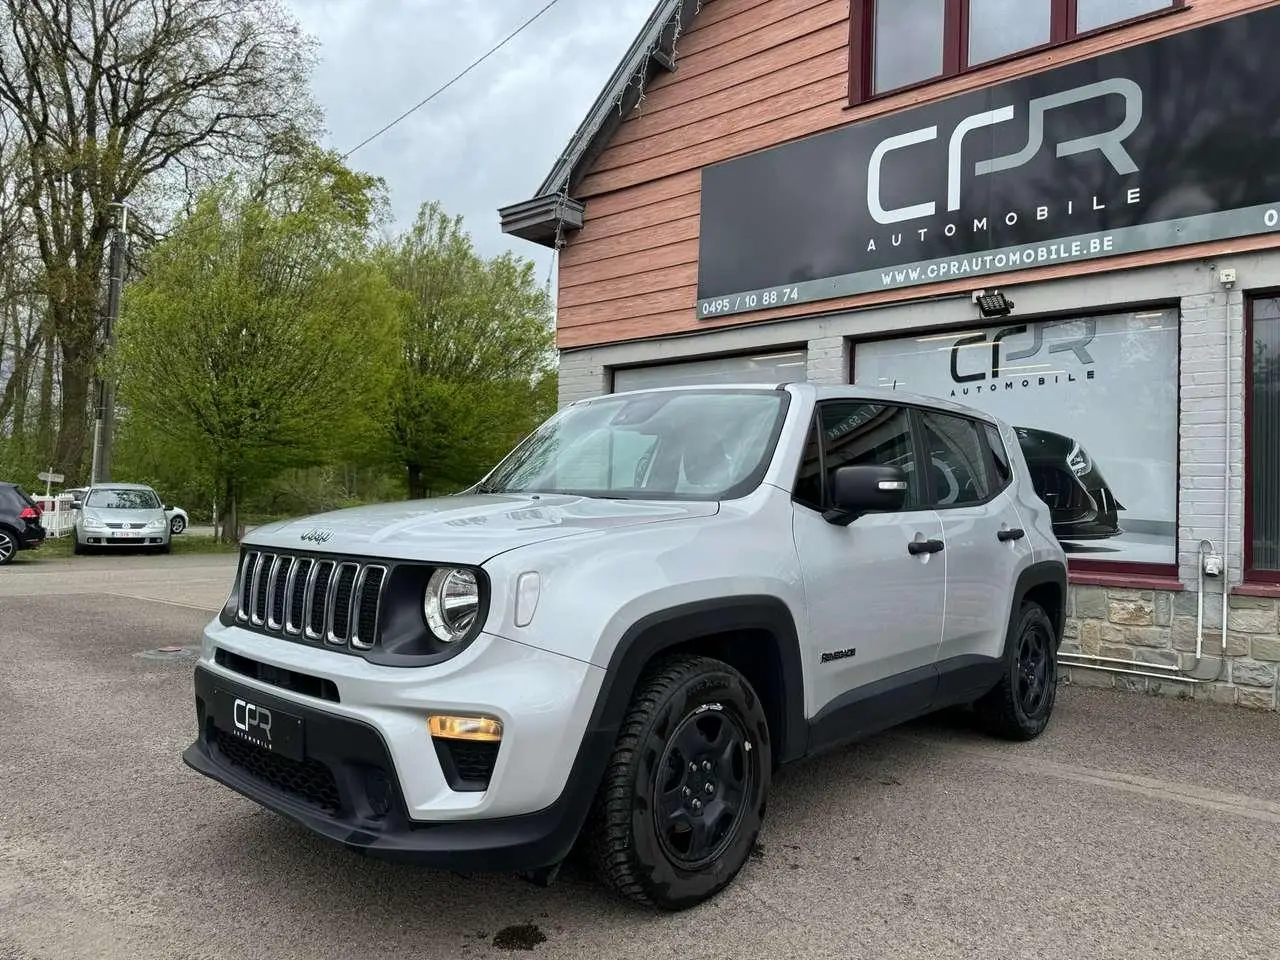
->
xmin=2 ymin=553 xmax=1278 ymax=960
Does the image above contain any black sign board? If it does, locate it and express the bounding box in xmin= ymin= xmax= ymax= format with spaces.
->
xmin=697 ymin=6 xmax=1280 ymax=319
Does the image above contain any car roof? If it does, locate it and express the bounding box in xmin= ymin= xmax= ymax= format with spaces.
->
xmin=575 ymin=380 xmax=1002 ymax=425
xmin=86 ymin=482 xmax=155 ymax=490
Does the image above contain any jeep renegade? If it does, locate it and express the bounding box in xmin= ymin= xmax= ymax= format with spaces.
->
xmin=182 ymin=382 xmax=1068 ymax=911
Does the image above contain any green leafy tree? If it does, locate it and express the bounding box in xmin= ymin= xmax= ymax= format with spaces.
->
xmin=0 ymin=0 xmax=319 ymax=479
xmin=111 ymin=148 xmax=399 ymax=540
xmin=379 ymin=202 xmax=557 ymax=498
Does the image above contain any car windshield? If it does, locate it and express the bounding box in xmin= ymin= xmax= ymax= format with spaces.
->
xmin=478 ymin=388 xmax=790 ymax=500
xmin=86 ymin=487 xmax=160 ymax=510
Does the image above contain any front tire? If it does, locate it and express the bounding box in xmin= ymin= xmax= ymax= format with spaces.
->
xmin=585 ymin=654 xmax=771 ymax=911
xmin=170 ymin=515 xmax=186 ymax=534
xmin=975 ymin=600 xmax=1059 ymax=741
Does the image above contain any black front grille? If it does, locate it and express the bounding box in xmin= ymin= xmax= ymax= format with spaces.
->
xmin=235 ymin=549 xmax=387 ymax=651
xmin=211 ymin=725 xmax=341 ymax=815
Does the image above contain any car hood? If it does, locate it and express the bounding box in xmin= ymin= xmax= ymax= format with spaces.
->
xmin=83 ymin=507 xmax=166 ymax=524
xmin=1014 ymin=426 xmax=1076 ymax=459
xmin=243 ymin=493 xmax=720 ymax=564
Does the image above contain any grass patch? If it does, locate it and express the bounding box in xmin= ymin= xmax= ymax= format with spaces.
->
xmin=17 ymin=534 xmax=241 ymax=562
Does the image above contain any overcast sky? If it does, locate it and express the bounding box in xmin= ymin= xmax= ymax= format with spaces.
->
xmin=285 ymin=0 xmax=656 ymax=282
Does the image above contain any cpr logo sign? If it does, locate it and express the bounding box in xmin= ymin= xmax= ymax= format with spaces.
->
xmin=867 ymin=78 xmax=1144 ymax=226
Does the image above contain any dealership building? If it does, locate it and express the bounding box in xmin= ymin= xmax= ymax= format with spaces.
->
xmin=498 ymin=0 xmax=1280 ymax=710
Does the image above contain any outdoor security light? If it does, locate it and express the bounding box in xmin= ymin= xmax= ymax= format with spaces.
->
xmin=974 ymin=289 xmax=1015 ymax=318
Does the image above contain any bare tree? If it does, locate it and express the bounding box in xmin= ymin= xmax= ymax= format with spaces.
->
xmin=0 ymin=0 xmax=320 ymax=477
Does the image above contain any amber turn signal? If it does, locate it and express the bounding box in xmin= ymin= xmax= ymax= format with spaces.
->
xmin=428 ymin=714 xmax=504 ymax=742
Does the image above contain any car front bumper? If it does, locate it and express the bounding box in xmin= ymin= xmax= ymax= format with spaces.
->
xmin=182 ymin=626 xmax=609 ymax=871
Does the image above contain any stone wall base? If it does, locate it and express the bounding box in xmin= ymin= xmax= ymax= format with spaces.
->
xmin=1059 ymin=584 xmax=1279 ymax=711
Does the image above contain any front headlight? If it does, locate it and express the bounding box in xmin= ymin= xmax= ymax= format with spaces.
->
xmin=423 ymin=567 xmax=481 ymax=643
xmin=147 ymin=518 xmax=166 ymax=529
xmin=1066 ymin=440 xmax=1092 ymax=477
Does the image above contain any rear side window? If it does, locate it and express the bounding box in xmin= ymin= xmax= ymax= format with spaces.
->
xmin=0 ymin=486 xmax=21 ymax=511
xmin=983 ymin=423 xmax=1013 ymax=487
xmin=917 ymin=411 xmax=994 ymax=508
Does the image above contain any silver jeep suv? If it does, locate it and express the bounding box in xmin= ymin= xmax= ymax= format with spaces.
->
xmin=182 ymin=382 xmax=1067 ymax=911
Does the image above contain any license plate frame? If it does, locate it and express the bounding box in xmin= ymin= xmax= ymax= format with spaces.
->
xmin=211 ymin=683 xmax=305 ymax=761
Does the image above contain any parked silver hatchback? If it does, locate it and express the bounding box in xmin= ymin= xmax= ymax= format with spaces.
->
xmin=72 ymin=482 xmax=172 ymax=554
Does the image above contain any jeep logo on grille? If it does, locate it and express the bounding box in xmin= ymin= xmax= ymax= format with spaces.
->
xmin=300 ymin=529 xmax=332 ymax=544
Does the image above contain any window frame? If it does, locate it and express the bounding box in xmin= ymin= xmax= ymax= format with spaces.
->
xmin=910 ymin=407 xmax=1009 ymax=512
xmin=789 ymin=397 xmax=1011 ymax=516
xmin=791 ymin=399 xmax=934 ymax=515
xmin=1245 ymin=293 xmax=1280 ymax=585
xmin=848 ymin=0 xmax=1187 ymax=105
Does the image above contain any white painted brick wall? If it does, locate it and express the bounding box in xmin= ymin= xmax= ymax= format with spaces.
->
xmin=556 ymin=352 xmax=607 ymax=407
xmin=1176 ymin=285 xmax=1246 ymax=626
xmin=806 ymin=336 xmax=850 ymax=384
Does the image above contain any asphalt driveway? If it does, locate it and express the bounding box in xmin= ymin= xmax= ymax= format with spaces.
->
xmin=2 ymin=552 xmax=1278 ymax=959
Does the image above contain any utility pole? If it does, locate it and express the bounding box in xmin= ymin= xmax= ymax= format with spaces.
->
xmin=90 ymin=202 xmax=128 ymax=485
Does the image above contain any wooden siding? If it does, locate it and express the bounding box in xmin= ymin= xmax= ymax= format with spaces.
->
xmin=556 ymin=0 xmax=1279 ymax=351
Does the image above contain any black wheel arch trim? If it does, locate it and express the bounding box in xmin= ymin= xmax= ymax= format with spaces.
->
xmin=1009 ymin=560 xmax=1068 ymax=649
xmin=587 ymin=595 xmax=809 ymax=767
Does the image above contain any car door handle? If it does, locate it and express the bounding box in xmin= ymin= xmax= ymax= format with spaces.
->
xmin=907 ymin=538 xmax=945 ymax=555
xmin=997 ymin=528 xmax=1026 ymax=542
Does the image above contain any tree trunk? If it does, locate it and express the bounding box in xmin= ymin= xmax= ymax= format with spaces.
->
xmin=218 ymin=477 xmax=239 ymax=544
xmin=36 ymin=326 xmax=55 ymax=466
xmin=55 ymin=338 xmax=93 ymax=482
xmin=407 ymin=462 xmax=424 ymax=500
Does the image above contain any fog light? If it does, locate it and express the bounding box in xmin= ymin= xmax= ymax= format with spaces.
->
xmin=428 ymin=714 xmax=503 ymax=742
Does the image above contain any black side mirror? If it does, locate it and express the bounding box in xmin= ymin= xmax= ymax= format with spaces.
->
xmin=71 ymin=500 xmax=82 ymax=510
xmin=823 ymin=464 xmax=909 ymax=527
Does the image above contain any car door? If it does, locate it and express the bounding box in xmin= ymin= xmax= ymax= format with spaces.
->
xmin=912 ymin=409 xmax=1030 ymax=695
xmin=791 ymin=399 xmax=946 ymax=742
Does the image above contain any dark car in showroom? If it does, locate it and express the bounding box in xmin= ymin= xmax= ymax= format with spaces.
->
xmin=0 ymin=481 xmax=47 ymax=564
xmin=1014 ymin=426 xmax=1123 ymax=541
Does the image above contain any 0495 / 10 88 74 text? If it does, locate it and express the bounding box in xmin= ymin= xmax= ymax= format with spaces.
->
xmin=700 ymin=284 xmax=801 ymax=317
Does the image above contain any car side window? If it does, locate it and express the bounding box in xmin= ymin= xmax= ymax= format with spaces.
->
xmin=983 ymin=422 xmax=1013 ymax=489
xmin=917 ymin=411 xmax=993 ymax=508
xmin=794 ymin=401 xmax=920 ymax=511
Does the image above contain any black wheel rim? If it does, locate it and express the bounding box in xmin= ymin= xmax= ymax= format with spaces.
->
xmin=1017 ymin=621 xmax=1053 ymax=717
xmin=653 ymin=707 xmax=753 ymax=870
xmin=0 ymin=533 xmax=13 ymax=563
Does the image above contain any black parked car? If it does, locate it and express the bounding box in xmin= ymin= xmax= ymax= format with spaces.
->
xmin=0 ymin=482 xmax=47 ymax=564
xmin=1014 ymin=427 xmax=1124 ymax=541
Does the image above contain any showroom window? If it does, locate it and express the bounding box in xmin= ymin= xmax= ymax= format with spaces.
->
xmin=851 ymin=308 xmax=1180 ymax=572
xmin=1247 ymin=297 xmax=1280 ymax=582
xmin=849 ymin=0 xmax=1183 ymax=101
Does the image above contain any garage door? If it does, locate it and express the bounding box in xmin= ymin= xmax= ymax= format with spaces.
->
xmin=610 ymin=349 xmax=808 ymax=393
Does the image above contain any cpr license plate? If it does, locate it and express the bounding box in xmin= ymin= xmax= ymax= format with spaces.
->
xmin=112 ymin=529 xmax=138 ymax=537
xmin=212 ymin=685 xmax=305 ymax=761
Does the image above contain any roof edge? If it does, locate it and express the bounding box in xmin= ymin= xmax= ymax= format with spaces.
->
xmin=497 ymin=0 xmax=708 ymax=249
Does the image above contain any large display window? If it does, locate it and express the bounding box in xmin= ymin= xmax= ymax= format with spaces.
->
xmin=851 ymin=307 xmax=1179 ymax=567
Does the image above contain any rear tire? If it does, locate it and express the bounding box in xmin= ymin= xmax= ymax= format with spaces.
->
xmin=0 ymin=529 xmax=16 ymax=565
xmin=585 ymin=654 xmax=771 ymax=911
xmin=975 ymin=600 xmax=1059 ymax=741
